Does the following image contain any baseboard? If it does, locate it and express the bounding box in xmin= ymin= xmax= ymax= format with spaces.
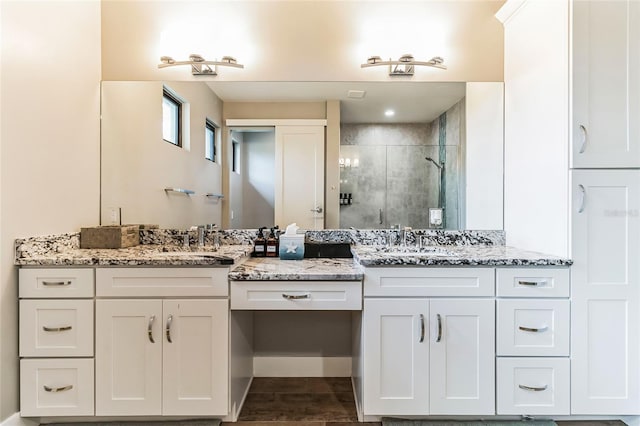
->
xmin=253 ymin=356 xmax=351 ymax=377
xmin=0 ymin=413 xmax=37 ymax=426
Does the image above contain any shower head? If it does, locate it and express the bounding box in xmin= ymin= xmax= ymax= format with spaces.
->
xmin=425 ymin=157 xmax=444 ymax=170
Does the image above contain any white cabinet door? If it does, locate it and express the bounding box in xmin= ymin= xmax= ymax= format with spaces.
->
xmin=363 ymin=298 xmax=429 ymax=415
xmin=571 ymin=170 xmax=640 ymax=414
xmin=429 ymin=299 xmax=495 ymax=415
xmin=275 ymin=125 xmax=325 ymax=230
xmin=572 ymin=0 xmax=640 ymax=167
xmin=95 ymin=300 xmax=162 ymax=416
xmin=162 ymin=299 xmax=229 ymax=416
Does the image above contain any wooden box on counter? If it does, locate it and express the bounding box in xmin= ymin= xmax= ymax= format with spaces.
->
xmin=80 ymin=225 xmax=139 ymax=249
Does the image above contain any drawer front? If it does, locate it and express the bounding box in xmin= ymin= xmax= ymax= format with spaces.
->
xmin=231 ymin=281 xmax=362 ymax=310
xmin=497 ymin=299 xmax=570 ymax=356
xmin=20 ymin=358 xmax=94 ymax=417
xmin=96 ymin=267 xmax=228 ymax=297
xmin=20 ymin=300 xmax=94 ymax=357
xmin=19 ymin=268 xmax=94 ymax=298
xmin=364 ymin=267 xmax=494 ymax=297
xmin=497 ymin=357 xmax=570 ymax=415
xmin=496 ymin=268 xmax=569 ymax=298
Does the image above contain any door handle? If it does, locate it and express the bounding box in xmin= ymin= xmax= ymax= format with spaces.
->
xmin=578 ymin=124 xmax=588 ymax=154
xmin=310 ymin=206 xmax=323 ymax=213
xmin=419 ymin=314 xmax=425 ymax=343
xmin=578 ymin=184 xmax=586 ymax=213
xmin=148 ymin=315 xmax=156 ymax=343
xmin=436 ymin=314 xmax=442 ymax=342
xmin=166 ymin=314 xmax=173 ymax=343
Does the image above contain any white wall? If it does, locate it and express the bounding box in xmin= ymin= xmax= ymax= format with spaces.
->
xmin=101 ymin=1 xmax=504 ymax=83
xmin=465 ymin=82 xmax=504 ymax=230
xmin=0 ymin=1 xmax=101 ymax=420
xmin=101 ymin=81 xmax=223 ymax=228
xmin=499 ymin=0 xmax=570 ymax=257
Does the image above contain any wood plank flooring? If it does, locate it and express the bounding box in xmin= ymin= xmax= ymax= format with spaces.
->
xmin=225 ymin=377 xmax=628 ymax=426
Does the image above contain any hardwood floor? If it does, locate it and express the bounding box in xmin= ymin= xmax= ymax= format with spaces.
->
xmin=225 ymin=378 xmax=628 ymax=426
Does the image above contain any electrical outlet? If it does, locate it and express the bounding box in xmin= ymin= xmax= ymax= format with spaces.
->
xmin=109 ymin=207 xmax=120 ymax=225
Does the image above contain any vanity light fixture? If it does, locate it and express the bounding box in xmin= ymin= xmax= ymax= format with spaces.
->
xmin=361 ymin=54 xmax=446 ymax=76
xmin=158 ymin=54 xmax=244 ymax=76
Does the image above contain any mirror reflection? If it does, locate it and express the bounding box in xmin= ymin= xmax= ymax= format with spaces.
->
xmin=101 ymin=81 xmax=502 ymax=230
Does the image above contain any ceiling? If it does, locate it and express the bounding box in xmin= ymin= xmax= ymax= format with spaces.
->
xmin=206 ymin=81 xmax=466 ymax=124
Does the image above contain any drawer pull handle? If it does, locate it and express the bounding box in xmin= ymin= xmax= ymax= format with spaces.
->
xmin=43 ymin=384 xmax=73 ymax=393
xmin=42 ymin=281 xmax=72 ymax=287
xmin=166 ymin=314 xmax=173 ymax=343
xmin=419 ymin=314 xmax=425 ymax=343
xmin=42 ymin=325 xmax=72 ymax=332
xmin=517 ymin=280 xmax=546 ymax=286
xmin=436 ymin=314 xmax=443 ymax=342
xmin=519 ymin=384 xmax=548 ymax=392
xmin=519 ymin=325 xmax=548 ymax=333
xmin=148 ymin=315 xmax=155 ymax=343
xmin=282 ymin=293 xmax=310 ymax=300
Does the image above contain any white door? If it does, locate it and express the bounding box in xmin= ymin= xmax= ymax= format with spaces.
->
xmin=571 ymin=170 xmax=640 ymax=414
xmin=162 ymin=299 xmax=229 ymax=416
xmin=429 ymin=299 xmax=495 ymax=415
xmin=95 ymin=299 xmax=162 ymax=416
xmin=572 ymin=0 xmax=640 ymax=168
xmin=275 ymin=125 xmax=325 ymax=230
xmin=363 ymin=298 xmax=429 ymax=415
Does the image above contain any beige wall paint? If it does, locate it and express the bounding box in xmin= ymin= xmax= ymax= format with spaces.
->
xmin=0 ymin=1 xmax=101 ymax=420
xmin=101 ymin=0 xmax=504 ymax=82
xmin=101 ymin=81 xmax=224 ymax=229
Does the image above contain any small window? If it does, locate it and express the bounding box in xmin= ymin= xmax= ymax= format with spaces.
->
xmin=205 ymin=119 xmax=217 ymax=162
xmin=232 ymin=141 xmax=240 ymax=173
xmin=162 ymin=87 xmax=182 ymax=146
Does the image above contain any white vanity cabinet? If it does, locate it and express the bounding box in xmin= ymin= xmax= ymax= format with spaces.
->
xmin=361 ymin=268 xmax=495 ymax=417
xmin=572 ymin=0 xmax=640 ymax=168
xmin=18 ymin=268 xmax=96 ymax=417
xmin=495 ymin=267 xmax=571 ymax=415
xmin=94 ymin=268 xmax=229 ymax=417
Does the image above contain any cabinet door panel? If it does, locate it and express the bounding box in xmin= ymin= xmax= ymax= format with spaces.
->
xmin=162 ymin=299 xmax=229 ymax=416
xmin=429 ymin=299 xmax=495 ymax=415
xmin=573 ymin=0 xmax=640 ymax=167
xmin=95 ymin=300 xmax=162 ymax=416
xmin=363 ymin=298 xmax=429 ymax=415
xmin=571 ymin=170 xmax=640 ymax=414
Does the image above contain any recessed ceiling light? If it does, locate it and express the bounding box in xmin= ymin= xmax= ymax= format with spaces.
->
xmin=385 ymin=110 xmax=395 ymax=117
xmin=347 ymin=90 xmax=366 ymax=99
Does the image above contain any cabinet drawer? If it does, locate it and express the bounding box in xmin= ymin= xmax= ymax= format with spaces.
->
xmin=20 ymin=299 xmax=93 ymax=357
xmin=496 ymin=268 xmax=569 ymax=298
xmin=96 ymin=267 xmax=228 ymax=297
xmin=231 ymin=281 xmax=362 ymax=310
xmin=20 ymin=358 xmax=94 ymax=417
xmin=19 ymin=268 xmax=94 ymax=298
xmin=364 ymin=267 xmax=494 ymax=297
xmin=497 ymin=299 xmax=569 ymax=356
xmin=497 ymin=357 xmax=570 ymax=415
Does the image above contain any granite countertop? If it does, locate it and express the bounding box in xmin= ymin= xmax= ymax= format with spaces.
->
xmin=15 ymin=241 xmax=253 ymax=267
xmin=228 ymin=257 xmax=364 ymax=281
xmin=352 ymin=245 xmax=572 ymax=267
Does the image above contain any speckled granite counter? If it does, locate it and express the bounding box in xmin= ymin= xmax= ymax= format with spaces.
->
xmin=14 ymin=233 xmax=252 ymax=266
xmin=352 ymin=245 xmax=572 ymax=267
xmin=228 ymin=257 xmax=364 ymax=281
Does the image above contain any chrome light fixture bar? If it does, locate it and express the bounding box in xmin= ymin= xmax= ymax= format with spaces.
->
xmin=158 ymin=54 xmax=244 ymax=76
xmin=361 ymin=54 xmax=446 ymax=76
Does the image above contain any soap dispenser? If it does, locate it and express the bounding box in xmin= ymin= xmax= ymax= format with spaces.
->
xmin=266 ymin=227 xmax=278 ymax=257
xmin=253 ymin=227 xmax=266 ymax=257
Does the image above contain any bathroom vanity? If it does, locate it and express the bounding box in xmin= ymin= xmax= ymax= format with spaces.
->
xmin=14 ymin=230 xmax=571 ymax=422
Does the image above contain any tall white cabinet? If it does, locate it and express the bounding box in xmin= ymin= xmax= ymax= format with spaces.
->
xmin=500 ymin=0 xmax=640 ymax=416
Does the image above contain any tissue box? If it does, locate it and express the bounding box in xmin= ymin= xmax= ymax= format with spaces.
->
xmin=279 ymin=235 xmax=305 ymax=260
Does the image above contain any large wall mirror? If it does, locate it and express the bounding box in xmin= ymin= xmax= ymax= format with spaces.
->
xmin=101 ymin=81 xmax=503 ymax=230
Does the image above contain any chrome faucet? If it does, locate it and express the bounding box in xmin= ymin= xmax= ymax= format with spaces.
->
xmin=197 ymin=226 xmax=205 ymax=248
xmin=401 ymin=226 xmax=412 ymax=246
